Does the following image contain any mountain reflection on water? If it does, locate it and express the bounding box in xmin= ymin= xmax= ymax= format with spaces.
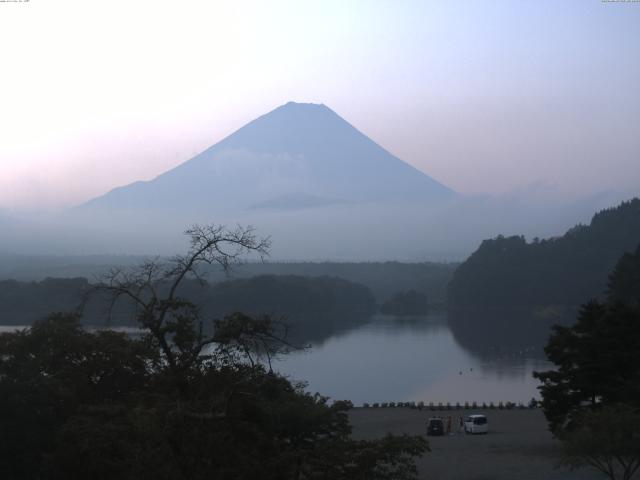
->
xmin=273 ymin=313 xmax=555 ymax=405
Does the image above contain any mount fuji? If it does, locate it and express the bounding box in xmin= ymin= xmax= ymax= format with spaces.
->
xmin=81 ymin=102 xmax=454 ymax=214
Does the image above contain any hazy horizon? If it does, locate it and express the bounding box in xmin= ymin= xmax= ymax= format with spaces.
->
xmin=1 ymin=99 xmax=635 ymax=261
xmin=1 ymin=0 xmax=639 ymax=213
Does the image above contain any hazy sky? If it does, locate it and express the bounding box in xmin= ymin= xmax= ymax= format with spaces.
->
xmin=1 ymin=0 xmax=639 ymax=211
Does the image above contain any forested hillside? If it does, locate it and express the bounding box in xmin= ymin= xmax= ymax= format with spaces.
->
xmin=204 ymin=275 xmax=375 ymax=317
xmin=607 ymin=244 xmax=640 ymax=306
xmin=448 ymin=198 xmax=640 ymax=309
xmin=212 ymin=261 xmax=456 ymax=305
xmin=0 ymin=275 xmax=376 ymax=344
xmin=0 ymin=278 xmax=91 ymax=325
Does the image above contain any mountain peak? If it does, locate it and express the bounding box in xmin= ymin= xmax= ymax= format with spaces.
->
xmin=81 ymin=102 xmax=454 ymax=212
xmin=260 ymin=101 xmax=335 ymax=122
xmin=283 ymin=101 xmax=325 ymax=108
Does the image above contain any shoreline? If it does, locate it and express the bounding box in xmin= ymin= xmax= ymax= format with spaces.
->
xmin=348 ymin=407 xmax=602 ymax=480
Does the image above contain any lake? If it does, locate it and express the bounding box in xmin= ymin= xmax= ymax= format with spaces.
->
xmin=273 ymin=313 xmax=552 ymax=406
xmin=0 ymin=313 xmax=553 ymax=406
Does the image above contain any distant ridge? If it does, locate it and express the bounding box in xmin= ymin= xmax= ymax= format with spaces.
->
xmin=80 ymin=102 xmax=454 ymax=213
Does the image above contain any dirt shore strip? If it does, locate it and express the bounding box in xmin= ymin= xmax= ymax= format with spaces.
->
xmin=348 ymin=408 xmax=605 ymax=480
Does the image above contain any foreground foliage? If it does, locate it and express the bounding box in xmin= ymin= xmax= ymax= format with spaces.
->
xmin=559 ymin=405 xmax=640 ymax=480
xmin=0 ymin=224 xmax=427 ymax=479
xmin=535 ymin=245 xmax=640 ymax=480
xmin=534 ymin=301 xmax=640 ymax=432
xmin=0 ymin=314 xmax=428 ymax=480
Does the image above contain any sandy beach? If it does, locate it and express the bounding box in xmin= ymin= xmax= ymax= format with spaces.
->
xmin=349 ymin=407 xmax=605 ymax=480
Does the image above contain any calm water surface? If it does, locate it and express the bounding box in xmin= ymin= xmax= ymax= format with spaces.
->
xmin=273 ymin=314 xmax=551 ymax=405
xmin=1 ymin=314 xmax=551 ymax=405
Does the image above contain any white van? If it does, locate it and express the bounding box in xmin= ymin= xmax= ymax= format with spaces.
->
xmin=464 ymin=414 xmax=489 ymax=434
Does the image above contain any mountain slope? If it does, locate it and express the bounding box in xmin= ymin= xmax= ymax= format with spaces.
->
xmin=80 ymin=102 xmax=453 ymax=213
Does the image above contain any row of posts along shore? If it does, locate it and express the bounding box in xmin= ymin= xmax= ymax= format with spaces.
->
xmin=358 ymin=400 xmax=539 ymax=410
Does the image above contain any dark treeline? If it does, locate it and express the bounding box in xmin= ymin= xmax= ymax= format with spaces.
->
xmin=203 ymin=275 xmax=376 ymax=317
xmin=449 ymin=247 xmax=640 ymax=363
xmin=607 ymin=243 xmax=640 ymax=306
xmin=0 ymin=257 xmax=457 ymax=305
xmin=214 ymin=262 xmax=456 ymax=305
xmin=198 ymin=275 xmax=377 ymax=344
xmin=0 ymin=277 xmax=91 ymax=325
xmin=448 ymin=198 xmax=640 ymax=309
xmin=447 ymin=198 xmax=640 ymax=360
xmin=0 ymin=275 xmax=377 ymax=344
xmin=380 ymin=290 xmax=429 ymax=316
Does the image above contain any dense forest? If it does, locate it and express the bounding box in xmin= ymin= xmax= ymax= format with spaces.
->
xmin=0 ymin=277 xmax=91 ymax=325
xmin=607 ymin=243 xmax=640 ymax=306
xmin=380 ymin=290 xmax=429 ymax=316
xmin=201 ymin=275 xmax=377 ymax=343
xmin=204 ymin=275 xmax=376 ymax=317
xmin=448 ymin=198 xmax=640 ymax=309
xmin=0 ymin=274 xmax=377 ymax=344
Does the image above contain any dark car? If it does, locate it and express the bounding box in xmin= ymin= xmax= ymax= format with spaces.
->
xmin=427 ymin=417 xmax=444 ymax=436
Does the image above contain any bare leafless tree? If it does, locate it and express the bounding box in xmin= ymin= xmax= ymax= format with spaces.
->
xmin=95 ymin=223 xmax=271 ymax=374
